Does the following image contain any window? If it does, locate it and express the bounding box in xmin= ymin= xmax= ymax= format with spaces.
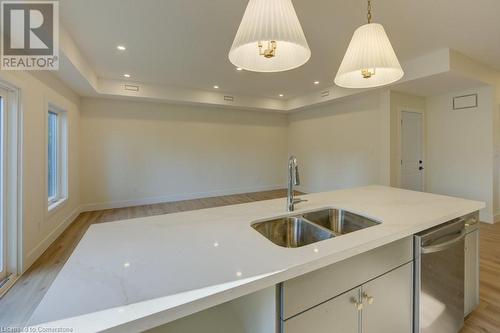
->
xmin=47 ymin=106 xmax=67 ymax=210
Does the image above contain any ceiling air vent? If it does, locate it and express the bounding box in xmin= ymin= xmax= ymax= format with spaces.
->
xmin=321 ymin=90 xmax=330 ymax=98
xmin=224 ymin=96 xmax=234 ymax=102
xmin=124 ymin=84 xmax=139 ymax=92
xmin=453 ymin=93 xmax=477 ymax=110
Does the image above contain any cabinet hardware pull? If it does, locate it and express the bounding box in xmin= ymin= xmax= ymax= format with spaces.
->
xmin=363 ymin=292 xmax=374 ymax=305
xmin=352 ymin=297 xmax=364 ymax=310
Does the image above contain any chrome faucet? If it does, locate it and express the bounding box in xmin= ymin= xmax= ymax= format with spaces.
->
xmin=287 ymin=156 xmax=307 ymax=212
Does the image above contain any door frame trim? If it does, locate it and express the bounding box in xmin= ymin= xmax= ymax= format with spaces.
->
xmin=0 ymin=79 xmax=22 ymax=297
xmin=398 ymin=108 xmax=426 ymax=191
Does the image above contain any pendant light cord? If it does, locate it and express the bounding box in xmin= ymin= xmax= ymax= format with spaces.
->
xmin=367 ymin=0 xmax=372 ymax=23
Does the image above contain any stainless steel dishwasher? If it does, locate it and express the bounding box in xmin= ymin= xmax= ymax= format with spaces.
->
xmin=414 ymin=218 xmax=466 ymax=333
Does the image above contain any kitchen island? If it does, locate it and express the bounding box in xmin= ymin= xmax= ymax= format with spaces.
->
xmin=28 ymin=186 xmax=484 ymax=332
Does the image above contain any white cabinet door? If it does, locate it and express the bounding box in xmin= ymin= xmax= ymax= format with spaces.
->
xmin=283 ymin=288 xmax=360 ymax=333
xmin=281 ymin=237 xmax=413 ymax=319
xmin=362 ymin=263 xmax=413 ymax=333
xmin=465 ymin=230 xmax=480 ymax=316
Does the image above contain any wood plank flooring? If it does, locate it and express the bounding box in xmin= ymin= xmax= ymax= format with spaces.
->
xmin=0 ymin=189 xmax=498 ymax=332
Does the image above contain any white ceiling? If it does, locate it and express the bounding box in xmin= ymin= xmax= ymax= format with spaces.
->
xmin=392 ymin=72 xmax=486 ymax=97
xmin=60 ymin=0 xmax=500 ymax=100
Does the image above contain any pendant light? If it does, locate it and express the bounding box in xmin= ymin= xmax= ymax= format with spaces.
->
xmin=334 ymin=0 xmax=404 ymax=89
xmin=228 ymin=0 xmax=311 ymax=73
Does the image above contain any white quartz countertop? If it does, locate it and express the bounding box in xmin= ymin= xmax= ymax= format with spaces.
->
xmin=29 ymin=186 xmax=484 ymax=332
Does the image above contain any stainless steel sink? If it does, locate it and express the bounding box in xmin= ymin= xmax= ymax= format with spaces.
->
xmin=251 ymin=217 xmax=334 ymax=248
xmin=252 ymin=208 xmax=380 ymax=248
xmin=302 ymin=208 xmax=380 ymax=236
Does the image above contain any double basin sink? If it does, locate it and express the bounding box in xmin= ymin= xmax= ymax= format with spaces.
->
xmin=252 ymin=208 xmax=380 ymax=248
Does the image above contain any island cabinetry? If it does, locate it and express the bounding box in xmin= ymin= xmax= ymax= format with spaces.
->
xmin=280 ymin=237 xmax=413 ymax=319
xmin=148 ymin=237 xmax=414 ymax=333
xmin=282 ymin=263 xmax=413 ymax=333
xmin=464 ymin=212 xmax=480 ymax=316
xmin=280 ymin=237 xmax=413 ymax=333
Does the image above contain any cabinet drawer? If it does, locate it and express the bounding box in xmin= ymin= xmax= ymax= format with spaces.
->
xmin=280 ymin=237 xmax=413 ymax=319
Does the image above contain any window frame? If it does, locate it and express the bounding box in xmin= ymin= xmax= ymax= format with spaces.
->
xmin=46 ymin=104 xmax=68 ymax=212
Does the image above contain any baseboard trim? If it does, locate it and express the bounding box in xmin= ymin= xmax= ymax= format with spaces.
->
xmin=24 ymin=205 xmax=82 ymax=272
xmin=0 ymin=274 xmax=19 ymax=298
xmin=493 ymin=212 xmax=500 ymax=224
xmin=80 ymin=185 xmax=285 ymax=212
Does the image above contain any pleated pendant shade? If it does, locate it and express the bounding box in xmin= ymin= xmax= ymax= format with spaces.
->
xmin=334 ymin=23 xmax=404 ymax=89
xmin=229 ymin=0 xmax=311 ymax=73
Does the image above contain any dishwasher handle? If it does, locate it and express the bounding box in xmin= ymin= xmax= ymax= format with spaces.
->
xmin=420 ymin=229 xmax=466 ymax=254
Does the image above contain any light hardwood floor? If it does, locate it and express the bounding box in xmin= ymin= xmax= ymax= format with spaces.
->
xmin=0 ymin=189 xmax=499 ymax=332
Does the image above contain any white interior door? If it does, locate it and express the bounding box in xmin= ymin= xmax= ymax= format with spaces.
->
xmin=0 ymin=88 xmax=6 ymax=282
xmin=400 ymin=111 xmax=424 ymax=191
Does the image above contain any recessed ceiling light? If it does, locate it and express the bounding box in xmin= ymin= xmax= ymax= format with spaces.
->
xmin=314 ymin=81 xmax=320 ymax=85
xmin=236 ymin=67 xmax=243 ymax=71
xmin=279 ymin=94 xmax=284 ymax=97
xmin=213 ymin=85 xmax=219 ymax=89
xmin=117 ymin=45 xmax=126 ymax=51
xmin=123 ymin=73 xmax=131 ymax=78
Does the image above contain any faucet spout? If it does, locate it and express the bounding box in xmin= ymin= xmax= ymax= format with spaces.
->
xmin=287 ymin=156 xmax=306 ymax=212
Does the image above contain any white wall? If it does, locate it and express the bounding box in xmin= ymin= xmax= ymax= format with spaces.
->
xmin=0 ymin=71 xmax=81 ymax=272
xmin=426 ymin=86 xmax=494 ymax=222
xmin=80 ymin=98 xmax=288 ymax=210
xmin=287 ymin=91 xmax=390 ymax=193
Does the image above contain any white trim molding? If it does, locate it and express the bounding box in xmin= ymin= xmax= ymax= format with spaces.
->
xmin=45 ymin=102 xmax=69 ymax=218
xmin=24 ymin=206 xmax=82 ymax=271
xmin=0 ymin=80 xmax=22 ymax=291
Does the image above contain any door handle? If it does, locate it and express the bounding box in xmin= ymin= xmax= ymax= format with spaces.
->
xmin=421 ymin=229 xmax=466 ymax=254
